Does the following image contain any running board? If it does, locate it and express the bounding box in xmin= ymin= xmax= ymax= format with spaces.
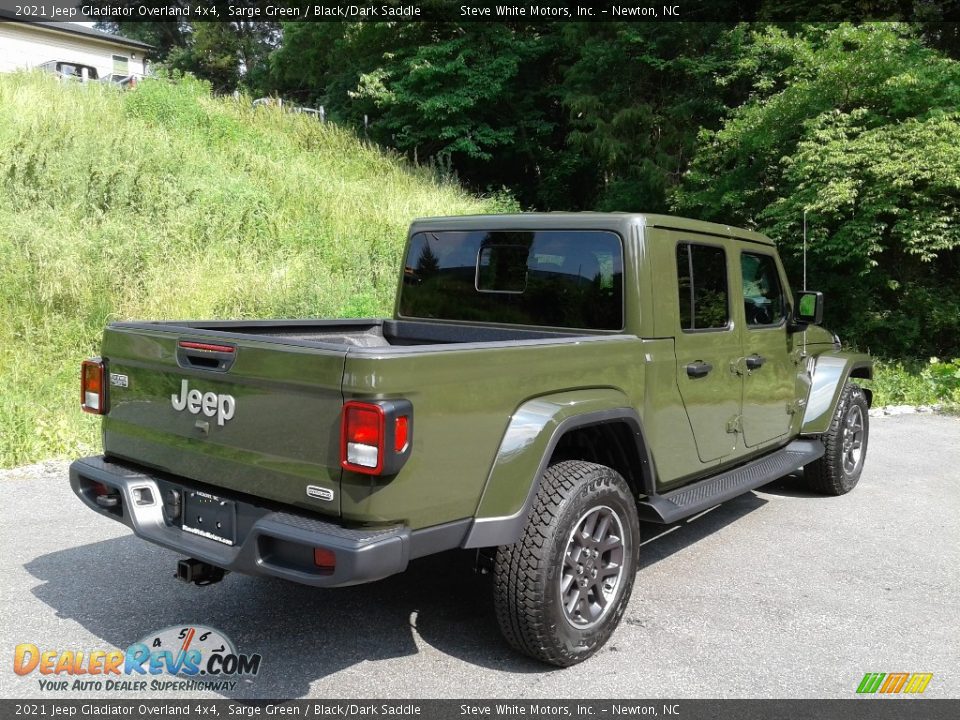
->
xmin=638 ymin=439 xmax=824 ymax=524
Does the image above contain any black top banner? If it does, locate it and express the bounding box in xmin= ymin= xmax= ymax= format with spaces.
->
xmin=2 ymin=0 xmax=960 ymax=23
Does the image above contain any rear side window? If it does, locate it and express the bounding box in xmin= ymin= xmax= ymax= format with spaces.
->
xmin=676 ymin=243 xmax=730 ymax=330
xmin=741 ymin=252 xmax=786 ymax=326
xmin=400 ymin=230 xmax=623 ymax=329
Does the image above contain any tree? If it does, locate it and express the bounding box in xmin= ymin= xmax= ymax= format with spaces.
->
xmin=167 ymin=22 xmax=279 ymax=95
xmin=267 ymin=21 xmax=741 ymax=211
xmin=167 ymin=23 xmax=242 ymax=93
xmin=559 ymin=22 xmax=738 ymax=212
xmin=674 ymin=23 xmax=960 ymax=356
xmin=269 ymin=23 xmax=419 ymax=119
xmin=94 ymin=14 xmax=188 ymax=61
xmin=98 ymin=16 xmax=278 ymax=95
xmin=271 ymin=22 xmax=574 ymax=208
xmin=349 ymin=23 xmax=570 ymax=208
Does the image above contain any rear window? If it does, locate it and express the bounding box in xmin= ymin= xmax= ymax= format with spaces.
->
xmin=399 ymin=230 xmax=624 ymax=330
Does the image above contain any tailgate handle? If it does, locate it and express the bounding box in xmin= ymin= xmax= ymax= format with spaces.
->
xmin=177 ymin=341 xmax=236 ymax=372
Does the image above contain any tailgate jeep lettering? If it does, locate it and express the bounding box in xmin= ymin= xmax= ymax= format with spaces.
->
xmin=171 ymin=379 xmax=236 ymax=426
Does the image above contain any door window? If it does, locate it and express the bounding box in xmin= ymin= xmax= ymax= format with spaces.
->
xmin=676 ymin=243 xmax=730 ymax=331
xmin=740 ymin=252 xmax=786 ymax=326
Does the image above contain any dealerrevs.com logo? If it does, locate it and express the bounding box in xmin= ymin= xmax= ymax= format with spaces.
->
xmin=14 ymin=625 xmax=262 ymax=693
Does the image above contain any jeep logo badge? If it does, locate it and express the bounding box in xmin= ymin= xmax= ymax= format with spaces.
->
xmin=171 ymin=379 xmax=236 ymax=426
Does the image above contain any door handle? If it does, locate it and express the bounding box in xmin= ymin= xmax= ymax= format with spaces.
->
xmin=686 ymin=361 xmax=713 ymax=378
xmin=746 ymin=354 xmax=766 ymax=370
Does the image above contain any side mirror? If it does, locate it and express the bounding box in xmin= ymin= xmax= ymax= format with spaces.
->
xmin=791 ymin=290 xmax=824 ymax=330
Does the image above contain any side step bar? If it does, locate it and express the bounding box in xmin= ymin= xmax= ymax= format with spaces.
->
xmin=638 ymin=438 xmax=825 ymax=524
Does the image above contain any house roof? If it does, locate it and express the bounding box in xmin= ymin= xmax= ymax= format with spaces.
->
xmin=0 ymin=15 xmax=154 ymax=51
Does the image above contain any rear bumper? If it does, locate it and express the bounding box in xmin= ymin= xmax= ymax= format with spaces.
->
xmin=69 ymin=456 xmax=410 ymax=587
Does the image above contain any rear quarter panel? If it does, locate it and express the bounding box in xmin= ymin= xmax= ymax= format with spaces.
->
xmin=340 ymin=336 xmax=644 ymax=529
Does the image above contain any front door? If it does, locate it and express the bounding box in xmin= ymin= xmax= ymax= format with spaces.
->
xmin=738 ymin=249 xmax=796 ymax=447
xmin=673 ymin=241 xmax=742 ymax=463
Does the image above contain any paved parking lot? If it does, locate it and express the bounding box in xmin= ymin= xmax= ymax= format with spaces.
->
xmin=1 ymin=414 xmax=957 ymax=699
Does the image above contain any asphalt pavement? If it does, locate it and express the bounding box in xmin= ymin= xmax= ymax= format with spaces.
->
xmin=1 ymin=414 xmax=957 ymax=699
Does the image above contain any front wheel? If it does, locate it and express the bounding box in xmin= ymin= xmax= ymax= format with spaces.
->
xmin=804 ymin=382 xmax=870 ymax=495
xmin=493 ymin=460 xmax=640 ymax=666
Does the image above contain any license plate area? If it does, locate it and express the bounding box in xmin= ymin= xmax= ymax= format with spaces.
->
xmin=182 ymin=491 xmax=236 ymax=546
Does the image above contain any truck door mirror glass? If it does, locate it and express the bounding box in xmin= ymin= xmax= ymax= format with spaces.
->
xmin=794 ymin=291 xmax=824 ymax=326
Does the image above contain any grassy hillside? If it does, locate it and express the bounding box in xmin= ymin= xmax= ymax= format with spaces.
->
xmin=0 ymin=73 xmax=488 ymax=467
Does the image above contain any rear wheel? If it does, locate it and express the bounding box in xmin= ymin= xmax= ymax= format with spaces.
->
xmin=804 ymin=382 xmax=869 ymax=495
xmin=493 ymin=460 xmax=640 ymax=666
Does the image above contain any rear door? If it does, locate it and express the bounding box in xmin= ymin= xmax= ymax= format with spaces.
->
xmin=100 ymin=325 xmax=346 ymax=516
xmin=673 ymin=240 xmax=742 ymax=463
xmin=738 ymin=248 xmax=796 ymax=446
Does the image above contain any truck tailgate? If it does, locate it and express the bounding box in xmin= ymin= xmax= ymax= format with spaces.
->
xmin=100 ymin=324 xmax=346 ymax=517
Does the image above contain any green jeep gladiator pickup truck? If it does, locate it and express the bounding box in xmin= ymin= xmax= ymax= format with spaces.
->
xmin=71 ymin=213 xmax=872 ymax=666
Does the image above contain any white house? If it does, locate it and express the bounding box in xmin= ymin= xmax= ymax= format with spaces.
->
xmin=0 ymin=19 xmax=151 ymax=80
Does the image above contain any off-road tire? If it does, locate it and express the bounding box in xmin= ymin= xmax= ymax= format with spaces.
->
xmin=804 ymin=382 xmax=869 ymax=495
xmin=493 ymin=460 xmax=640 ymax=667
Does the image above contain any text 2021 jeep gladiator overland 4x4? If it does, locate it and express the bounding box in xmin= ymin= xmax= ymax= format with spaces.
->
xmin=71 ymin=213 xmax=871 ymax=666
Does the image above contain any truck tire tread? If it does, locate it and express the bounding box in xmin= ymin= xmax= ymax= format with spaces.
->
xmin=803 ymin=382 xmax=869 ymax=496
xmin=493 ymin=460 xmax=638 ymax=666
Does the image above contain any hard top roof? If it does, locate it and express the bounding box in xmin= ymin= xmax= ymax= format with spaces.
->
xmin=410 ymin=212 xmax=774 ymax=246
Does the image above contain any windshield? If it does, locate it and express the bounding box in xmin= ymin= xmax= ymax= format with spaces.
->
xmin=399 ymin=230 xmax=623 ymax=330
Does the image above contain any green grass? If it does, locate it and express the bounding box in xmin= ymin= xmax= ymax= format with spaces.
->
xmin=867 ymin=358 xmax=960 ymax=408
xmin=0 ymin=73 xmax=489 ymax=467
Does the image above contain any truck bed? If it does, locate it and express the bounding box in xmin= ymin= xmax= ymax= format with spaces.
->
xmin=99 ymin=317 xmax=637 ymax=528
xmin=120 ymin=318 xmax=590 ymax=350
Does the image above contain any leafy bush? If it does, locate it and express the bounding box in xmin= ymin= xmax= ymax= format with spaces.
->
xmin=868 ymin=358 xmax=960 ymax=407
xmin=923 ymin=358 xmax=960 ymax=404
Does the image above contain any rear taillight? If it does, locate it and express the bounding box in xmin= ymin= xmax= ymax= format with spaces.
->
xmin=394 ymin=416 xmax=409 ymax=453
xmin=342 ymin=402 xmax=384 ymax=473
xmin=340 ymin=400 xmax=412 ymax=476
xmin=81 ymin=359 xmax=106 ymax=414
xmin=313 ymin=548 xmax=336 ymax=574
